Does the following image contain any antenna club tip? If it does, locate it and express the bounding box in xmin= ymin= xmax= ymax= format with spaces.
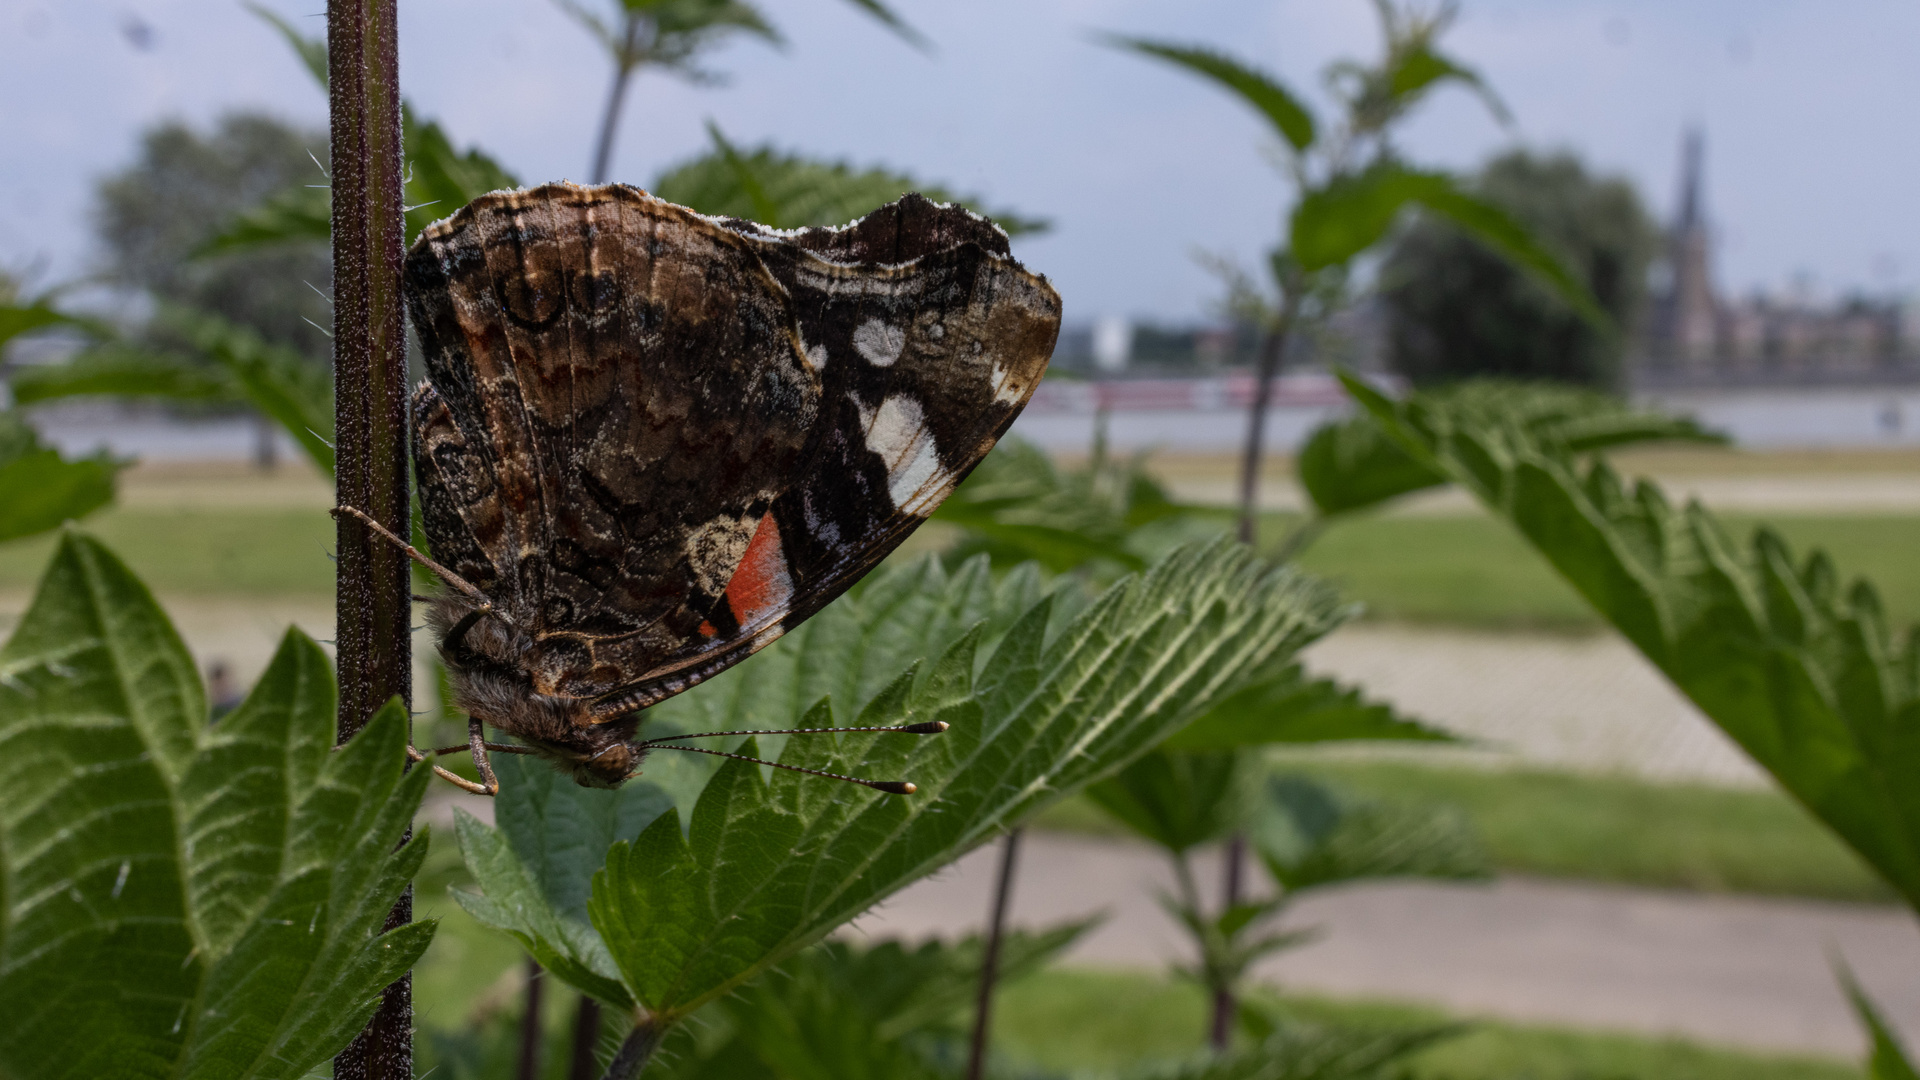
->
xmin=902 ymin=721 xmax=949 ymax=735
xmin=872 ymin=781 xmax=917 ymax=795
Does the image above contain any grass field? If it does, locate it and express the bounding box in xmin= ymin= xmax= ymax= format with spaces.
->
xmin=995 ymin=970 xmax=1860 ymax=1080
xmin=9 ymin=503 xmax=1920 ymax=634
xmin=1032 ymin=757 xmax=1893 ymax=904
xmin=406 ymin=849 xmax=1862 ymax=1080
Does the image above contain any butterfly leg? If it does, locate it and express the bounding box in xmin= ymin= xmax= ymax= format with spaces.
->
xmin=466 ymin=716 xmax=500 ymax=796
xmin=331 ymin=504 xmax=505 ymax=619
xmin=405 ymin=742 xmax=498 ymax=796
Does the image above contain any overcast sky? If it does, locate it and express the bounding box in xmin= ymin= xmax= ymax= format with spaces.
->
xmin=4 ymin=0 xmax=1917 ymax=324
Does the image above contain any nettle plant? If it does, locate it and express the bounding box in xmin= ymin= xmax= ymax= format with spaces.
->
xmin=0 ymin=11 xmax=1353 ymax=1080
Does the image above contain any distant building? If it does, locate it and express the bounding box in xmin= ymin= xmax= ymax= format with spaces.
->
xmin=1638 ymin=129 xmax=1916 ymax=386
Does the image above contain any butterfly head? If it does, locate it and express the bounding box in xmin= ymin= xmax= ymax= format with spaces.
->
xmin=575 ymin=742 xmax=640 ymax=789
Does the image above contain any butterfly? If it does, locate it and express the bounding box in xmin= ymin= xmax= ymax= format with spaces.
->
xmin=339 ymin=182 xmax=1060 ymax=796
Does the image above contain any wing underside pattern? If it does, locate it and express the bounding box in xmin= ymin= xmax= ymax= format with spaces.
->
xmin=405 ymin=183 xmax=1060 ymax=722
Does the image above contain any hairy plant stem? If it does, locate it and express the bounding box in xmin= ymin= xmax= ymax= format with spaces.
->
xmin=967 ymin=828 xmax=1024 ymax=1080
xmin=589 ymin=14 xmax=643 ymax=183
xmin=328 ymin=0 xmax=411 ymax=1077
xmin=517 ymin=958 xmax=545 ymax=1080
xmin=600 ymin=1015 xmax=668 ymax=1080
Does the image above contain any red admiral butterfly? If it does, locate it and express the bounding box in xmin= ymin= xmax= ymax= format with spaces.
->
xmin=339 ymin=183 xmax=1060 ymax=795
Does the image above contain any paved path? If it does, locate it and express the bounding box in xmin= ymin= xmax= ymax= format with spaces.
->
xmin=854 ymin=832 xmax=1920 ymax=1058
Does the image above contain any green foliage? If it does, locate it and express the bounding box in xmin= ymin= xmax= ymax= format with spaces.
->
xmin=1091 ymin=757 xmax=1483 ymax=1024
xmin=456 ymin=542 xmax=1345 ymax=1028
xmin=1141 ymin=1017 xmax=1456 ymax=1080
xmin=1089 ymin=750 xmax=1246 ymax=854
xmin=201 ymin=6 xmax=522 ymax=256
xmin=1102 ymin=37 xmax=1315 ymax=151
xmin=932 ymin=437 xmax=1196 ymax=577
xmin=14 ymin=308 xmax=337 ymax=476
xmin=1383 ymin=150 xmax=1661 ymax=389
xmin=1254 ymin=774 xmax=1488 ymax=893
xmin=0 ymin=533 xmax=432 ymax=1080
xmin=1838 ymin=961 xmax=1920 ymax=1080
xmin=1163 ymin=662 xmax=1449 ymax=751
xmin=94 ymin=110 xmax=333 ymax=363
xmin=0 ymin=412 xmax=119 ymax=543
xmin=648 ymin=924 xmax=1094 ymax=1080
xmin=1292 ymin=164 xmax=1608 ymax=330
xmin=1297 ymin=380 xmax=1723 ymax=518
xmin=655 ymin=124 xmax=1047 ymax=234
xmin=1110 ymin=4 xmax=1603 ymax=336
xmin=1345 ymin=373 xmax=1920 ymax=915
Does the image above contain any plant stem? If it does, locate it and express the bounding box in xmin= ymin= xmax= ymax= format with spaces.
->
xmin=967 ymin=828 xmax=1024 ymax=1080
xmin=1209 ymin=835 xmax=1246 ymax=1052
xmin=599 ymin=1015 xmax=668 ymax=1080
xmin=328 ymin=0 xmax=411 ymax=1075
xmin=1235 ymin=295 xmax=1302 ymax=548
xmin=517 ymin=958 xmax=545 ymax=1080
xmin=589 ymin=14 xmax=643 ymax=183
xmin=569 ymin=996 xmax=603 ymax=1080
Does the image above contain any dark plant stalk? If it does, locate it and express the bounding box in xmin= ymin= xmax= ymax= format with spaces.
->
xmin=328 ymin=0 xmax=411 ymax=1077
xmin=1214 ymin=288 xmax=1303 ymax=1053
xmin=517 ymin=958 xmax=546 ymax=1080
xmin=589 ymin=14 xmax=644 ymax=183
xmin=966 ymin=828 xmax=1024 ymax=1080
xmin=600 ymin=1015 xmax=667 ymax=1080
xmin=570 ymin=997 xmax=604 ymax=1080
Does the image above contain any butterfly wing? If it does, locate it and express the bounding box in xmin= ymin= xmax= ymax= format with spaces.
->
xmin=408 ymin=184 xmax=1060 ymax=722
xmin=407 ymin=184 xmax=822 ymax=699
xmin=586 ymin=194 xmax=1061 ymax=715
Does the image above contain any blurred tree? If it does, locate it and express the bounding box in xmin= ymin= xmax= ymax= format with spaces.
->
xmin=93 ymin=111 xmax=331 ymax=467
xmin=1382 ymin=149 xmax=1658 ymax=389
xmin=95 ymin=112 xmax=332 ymax=366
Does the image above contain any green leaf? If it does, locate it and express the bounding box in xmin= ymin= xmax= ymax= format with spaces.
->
xmin=1346 ymin=373 xmax=1920 ymax=914
xmin=654 ymin=133 xmax=1046 ymax=235
xmin=0 ymin=533 xmax=431 ymax=1080
xmin=1296 ymin=413 xmax=1447 ymax=517
xmin=465 ymin=543 xmax=1344 ymax=1022
xmin=246 ymin=1 xmax=329 ymax=88
xmin=1163 ymin=662 xmax=1452 ymax=751
xmin=1837 ymin=959 xmax=1920 ymax=1080
xmin=705 ymin=921 xmax=1095 ymax=1080
xmin=1410 ymin=179 xmax=1613 ymax=332
xmin=1384 ymin=44 xmax=1510 ymax=126
xmin=1087 ymin=749 xmax=1245 ymax=853
xmin=0 ymin=294 xmax=99 ymax=350
xmin=1105 ymin=36 xmax=1316 ymax=152
xmin=934 ymin=438 xmax=1156 ymax=575
xmin=0 ymin=413 xmax=120 ymax=543
xmin=1291 ymin=165 xmax=1609 ymax=332
xmin=1296 ymin=381 xmax=1723 ymax=518
xmin=9 ymin=343 xmax=240 ymax=406
xmin=1254 ymin=773 xmax=1488 ymax=894
xmin=174 ymin=311 xmax=336 ymax=476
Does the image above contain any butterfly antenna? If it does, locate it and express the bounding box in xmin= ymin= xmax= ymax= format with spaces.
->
xmin=644 ymin=743 xmax=920 ymax=795
xmin=638 ymin=721 xmax=948 ymax=746
xmin=331 ymin=504 xmax=510 ymax=623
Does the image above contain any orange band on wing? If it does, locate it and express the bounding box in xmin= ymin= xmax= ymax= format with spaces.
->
xmin=724 ymin=511 xmax=793 ymax=629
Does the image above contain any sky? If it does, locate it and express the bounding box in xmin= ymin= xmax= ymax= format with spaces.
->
xmin=3 ymin=0 xmax=1918 ymax=325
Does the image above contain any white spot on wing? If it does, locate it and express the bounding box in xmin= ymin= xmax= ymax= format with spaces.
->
xmin=990 ymin=361 xmax=1026 ymax=405
xmin=853 ymin=319 xmax=907 ymax=366
xmin=859 ymin=393 xmax=952 ymax=515
xmin=807 ymin=343 xmax=829 ymax=370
